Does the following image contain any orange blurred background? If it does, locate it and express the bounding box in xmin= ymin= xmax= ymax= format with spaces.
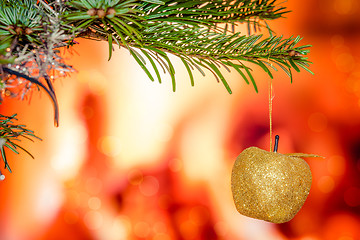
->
xmin=1 ymin=0 xmax=360 ymax=239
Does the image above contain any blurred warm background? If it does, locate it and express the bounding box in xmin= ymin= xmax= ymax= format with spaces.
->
xmin=1 ymin=1 xmax=360 ymax=239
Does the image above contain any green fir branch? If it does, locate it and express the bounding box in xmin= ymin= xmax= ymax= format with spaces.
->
xmin=0 ymin=114 xmax=41 ymax=176
xmin=141 ymin=0 xmax=289 ymax=32
xmin=61 ymin=0 xmax=311 ymax=93
xmin=0 ymin=0 xmax=313 ymax=175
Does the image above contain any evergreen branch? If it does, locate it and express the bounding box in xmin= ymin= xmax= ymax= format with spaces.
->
xmin=2 ymin=67 xmax=60 ymax=127
xmin=75 ymin=21 xmax=311 ymax=93
xmin=0 ymin=0 xmax=313 ymax=176
xmin=141 ymin=0 xmax=289 ymax=32
xmin=142 ymin=30 xmax=311 ymax=93
xmin=0 ymin=114 xmax=41 ymax=177
xmin=1 ymin=0 xmax=73 ymax=127
xmin=61 ymin=0 xmax=311 ymax=93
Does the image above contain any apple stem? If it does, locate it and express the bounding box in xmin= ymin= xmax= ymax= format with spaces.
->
xmin=273 ymin=135 xmax=279 ymax=152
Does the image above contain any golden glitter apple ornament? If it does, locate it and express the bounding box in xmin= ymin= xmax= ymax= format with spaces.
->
xmin=231 ymin=135 xmax=321 ymax=223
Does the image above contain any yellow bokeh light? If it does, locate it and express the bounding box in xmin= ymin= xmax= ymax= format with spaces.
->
xmin=88 ymin=197 xmax=102 ymax=210
xmin=97 ymin=135 xmax=122 ymax=157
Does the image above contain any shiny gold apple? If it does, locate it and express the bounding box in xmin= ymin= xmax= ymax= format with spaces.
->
xmin=231 ymin=147 xmax=312 ymax=223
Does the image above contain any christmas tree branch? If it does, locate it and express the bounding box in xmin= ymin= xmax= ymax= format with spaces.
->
xmin=63 ymin=0 xmax=311 ymax=93
xmin=0 ymin=114 xmax=41 ymax=178
xmin=2 ymin=67 xmax=59 ymax=126
xmin=0 ymin=0 xmax=313 ymax=176
xmin=141 ymin=0 xmax=289 ymax=32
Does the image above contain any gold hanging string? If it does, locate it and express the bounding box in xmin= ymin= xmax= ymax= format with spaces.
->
xmin=269 ymin=78 xmax=274 ymax=152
